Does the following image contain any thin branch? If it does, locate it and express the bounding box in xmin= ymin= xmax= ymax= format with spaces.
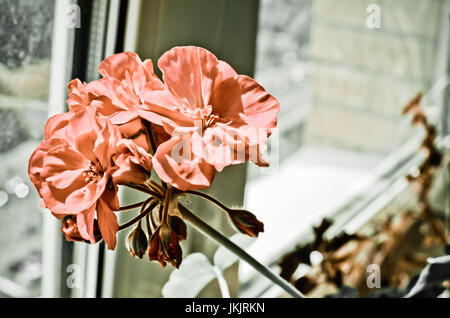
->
xmin=178 ymin=203 xmax=305 ymax=298
xmin=146 ymin=214 xmax=153 ymax=235
xmin=118 ymin=201 xmax=158 ymax=231
xmin=161 ymin=185 xmax=173 ymax=225
xmin=124 ymin=184 xmax=162 ymax=199
xmin=117 ymin=201 xmax=146 ymax=211
xmin=185 ymin=190 xmax=230 ymax=212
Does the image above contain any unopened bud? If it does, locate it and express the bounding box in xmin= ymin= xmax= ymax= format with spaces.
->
xmin=149 ymin=224 xmax=183 ymax=268
xmin=227 ymin=209 xmax=264 ymax=237
xmin=61 ymin=215 xmax=102 ymax=243
xmin=169 ymin=215 xmax=187 ymax=241
xmin=126 ymin=224 xmax=148 ymax=259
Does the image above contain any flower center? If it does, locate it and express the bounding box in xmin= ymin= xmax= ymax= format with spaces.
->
xmin=82 ymin=160 xmax=102 ymax=183
xmin=179 ymin=104 xmax=219 ymax=130
xmin=203 ymin=113 xmax=219 ymax=130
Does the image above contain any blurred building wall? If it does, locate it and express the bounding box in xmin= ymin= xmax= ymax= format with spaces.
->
xmin=306 ymin=0 xmax=445 ymax=153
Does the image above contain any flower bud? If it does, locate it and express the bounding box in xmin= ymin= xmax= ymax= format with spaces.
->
xmin=61 ymin=215 xmax=102 ymax=243
xmin=148 ymin=224 xmax=183 ymax=268
xmin=227 ymin=209 xmax=264 ymax=237
xmin=126 ymin=225 xmax=148 ymax=259
xmin=169 ymin=215 xmax=187 ymax=241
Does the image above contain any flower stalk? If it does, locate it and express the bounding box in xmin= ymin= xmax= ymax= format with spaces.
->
xmin=178 ymin=203 xmax=305 ymax=298
xmin=118 ymin=201 xmax=147 ymax=211
xmin=118 ymin=200 xmax=158 ymax=231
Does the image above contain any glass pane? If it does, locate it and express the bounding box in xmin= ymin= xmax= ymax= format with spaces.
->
xmin=0 ymin=0 xmax=55 ymax=297
xmin=244 ymin=0 xmax=447 ymax=264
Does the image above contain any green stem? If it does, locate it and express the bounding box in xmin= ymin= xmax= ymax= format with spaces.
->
xmin=118 ymin=201 xmax=158 ymax=231
xmin=118 ymin=201 xmax=146 ymax=211
xmin=185 ymin=190 xmax=230 ymax=212
xmin=124 ymin=184 xmax=162 ymax=199
xmin=178 ymin=203 xmax=305 ymax=298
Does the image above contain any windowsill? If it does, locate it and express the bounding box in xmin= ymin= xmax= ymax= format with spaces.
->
xmin=243 ymin=145 xmax=382 ymax=265
xmin=238 ymin=133 xmax=425 ymax=296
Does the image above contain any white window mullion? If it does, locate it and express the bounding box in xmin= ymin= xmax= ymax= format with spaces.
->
xmin=41 ymin=0 xmax=75 ymax=298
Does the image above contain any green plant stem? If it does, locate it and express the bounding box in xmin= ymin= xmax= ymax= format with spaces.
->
xmin=118 ymin=201 xmax=146 ymax=211
xmin=124 ymin=184 xmax=162 ymax=199
xmin=118 ymin=201 xmax=158 ymax=231
xmin=178 ymin=203 xmax=305 ymax=298
xmin=185 ymin=190 xmax=230 ymax=212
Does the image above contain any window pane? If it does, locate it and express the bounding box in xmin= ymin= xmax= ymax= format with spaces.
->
xmin=0 ymin=0 xmax=55 ymax=297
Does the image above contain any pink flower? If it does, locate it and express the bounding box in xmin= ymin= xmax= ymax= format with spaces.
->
xmin=28 ymin=108 xmax=151 ymax=249
xmin=112 ymin=138 xmax=153 ymax=185
xmin=85 ymin=52 xmax=166 ymax=151
xmin=140 ymin=46 xmax=280 ymax=190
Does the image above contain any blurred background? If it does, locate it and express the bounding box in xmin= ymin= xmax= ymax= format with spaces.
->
xmin=0 ymin=0 xmax=448 ymax=298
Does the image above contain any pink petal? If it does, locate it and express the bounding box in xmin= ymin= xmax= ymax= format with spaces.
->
xmin=93 ymin=118 xmax=122 ymax=170
xmin=42 ymin=143 xmax=88 ymax=177
xmin=112 ymin=139 xmax=152 ymax=185
xmin=192 ymin=126 xmax=245 ymax=171
xmin=209 ymin=77 xmax=246 ymax=123
xmin=217 ymin=60 xmax=238 ymax=81
xmin=158 ymin=46 xmax=219 ymax=109
xmin=40 ymin=182 xmax=77 ymax=214
xmin=75 ymin=206 xmax=96 ymax=244
xmin=102 ymin=186 xmax=120 ymax=212
xmin=98 ymin=52 xmax=163 ymax=93
xmin=117 ymin=118 xmax=150 ymax=150
xmin=64 ymin=173 xmax=107 ymax=214
xmin=44 ymin=113 xmax=70 ymax=139
xmin=152 ymin=135 xmax=215 ymax=191
xmin=236 ymin=75 xmax=280 ymax=129
xmin=65 ymin=108 xmax=99 ymax=162
xmin=28 ymin=138 xmax=64 ymax=197
xmin=87 ymin=77 xmax=139 ymax=111
xmin=45 ymin=168 xmax=86 ymax=190
xmin=97 ymin=197 xmax=119 ymax=250
xmin=109 ymin=109 xmax=139 ymax=125
xmin=67 ymin=79 xmax=91 ymax=112
xmin=139 ymin=87 xmax=193 ymax=128
xmin=61 ymin=181 xmax=100 ymax=213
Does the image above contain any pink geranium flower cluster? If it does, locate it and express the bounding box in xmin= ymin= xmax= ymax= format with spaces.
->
xmin=28 ymin=46 xmax=279 ymax=267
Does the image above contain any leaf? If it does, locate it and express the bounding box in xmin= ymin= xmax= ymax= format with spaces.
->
xmin=213 ymin=234 xmax=256 ymax=271
xmin=162 ymin=253 xmax=216 ymax=298
xmin=405 ymin=255 xmax=450 ymax=298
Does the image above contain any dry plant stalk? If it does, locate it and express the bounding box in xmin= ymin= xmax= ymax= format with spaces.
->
xmin=279 ymin=92 xmax=447 ymax=297
xmin=402 ymin=92 xmax=446 ymax=246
